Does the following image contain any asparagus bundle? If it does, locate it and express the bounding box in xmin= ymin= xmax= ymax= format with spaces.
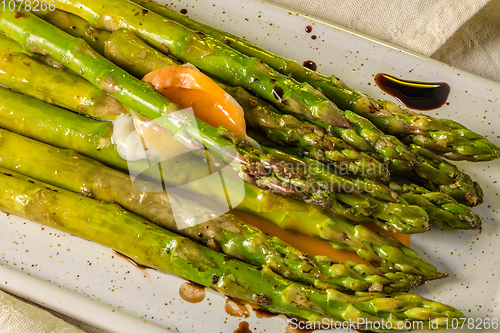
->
xmin=102 ymin=27 xmax=485 ymax=234
xmin=47 ymin=0 xmax=424 ymax=172
xmin=0 ymin=3 xmax=476 ymax=326
xmin=0 ymin=2 xmax=480 ymax=322
xmin=0 ymin=127 xmax=423 ymax=293
xmin=0 ymin=167 xmax=465 ymax=330
xmin=130 ymin=0 xmax=500 ymax=162
xmin=0 ymin=85 xmax=446 ymax=280
xmin=0 ymin=24 xmax=435 ymax=235
xmin=1 ymin=7 xmax=377 ymax=209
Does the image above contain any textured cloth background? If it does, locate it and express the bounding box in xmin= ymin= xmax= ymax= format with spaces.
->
xmin=2 ymin=1 xmax=500 ymax=333
xmin=431 ymin=0 xmax=500 ymax=81
xmin=265 ymin=0 xmax=490 ymax=56
xmin=0 ymin=290 xmax=86 ymax=333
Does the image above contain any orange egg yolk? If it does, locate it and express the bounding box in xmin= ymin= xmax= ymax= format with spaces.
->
xmin=142 ymin=65 xmax=246 ymax=136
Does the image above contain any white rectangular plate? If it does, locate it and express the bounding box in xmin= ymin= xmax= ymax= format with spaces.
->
xmin=1 ymin=0 xmax=500 ymax=332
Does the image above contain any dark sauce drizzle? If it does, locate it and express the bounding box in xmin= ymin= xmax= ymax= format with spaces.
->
xmin=302 ymin=60 xmax=317 ymax=71
xmin=233 ymin=321 xmax=252 ymax=333
xmin=374 ymin=73 xmax=450 ymax=110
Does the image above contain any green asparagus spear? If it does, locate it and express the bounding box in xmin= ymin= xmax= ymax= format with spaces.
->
xmin=0 ymin=7 xmax=365 ymax=207
xmin=407 ymin=145 xmax=484 ymax=206
xmin=0 ymin=86 xmax=444 ymax=280
xmin=0 ymin=34 xmax=125 ymax=120
xmin=0 ymin=167 xmax=465 ymax=330
xmin=0 ymin=127 xmax=400 ymax=293
xmin=389 ymin=182 xmax=482 ymax=231
xmin=130 ymin=0 xmax=500 ymax=162
xmin=39 ymin=8 xmax=111 ymax=55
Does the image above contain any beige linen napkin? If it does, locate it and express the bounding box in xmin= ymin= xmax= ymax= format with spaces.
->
xmin=432 ymin=0 xmax=500 ymax=81
xmin=264 ymin=0 xmax=490 ymax=56
xmin=0 ymin=290 xmax=86 ymax=333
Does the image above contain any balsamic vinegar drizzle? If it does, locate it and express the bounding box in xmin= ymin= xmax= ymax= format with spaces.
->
xmin=374 ymin=73 xmax=450 ymax=110
xmin=302 ymin=60 xmax=317 ymax=71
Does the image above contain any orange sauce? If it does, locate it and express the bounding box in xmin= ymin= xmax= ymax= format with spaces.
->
xmin=231 ymin=210 xmax=410 ymax=264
